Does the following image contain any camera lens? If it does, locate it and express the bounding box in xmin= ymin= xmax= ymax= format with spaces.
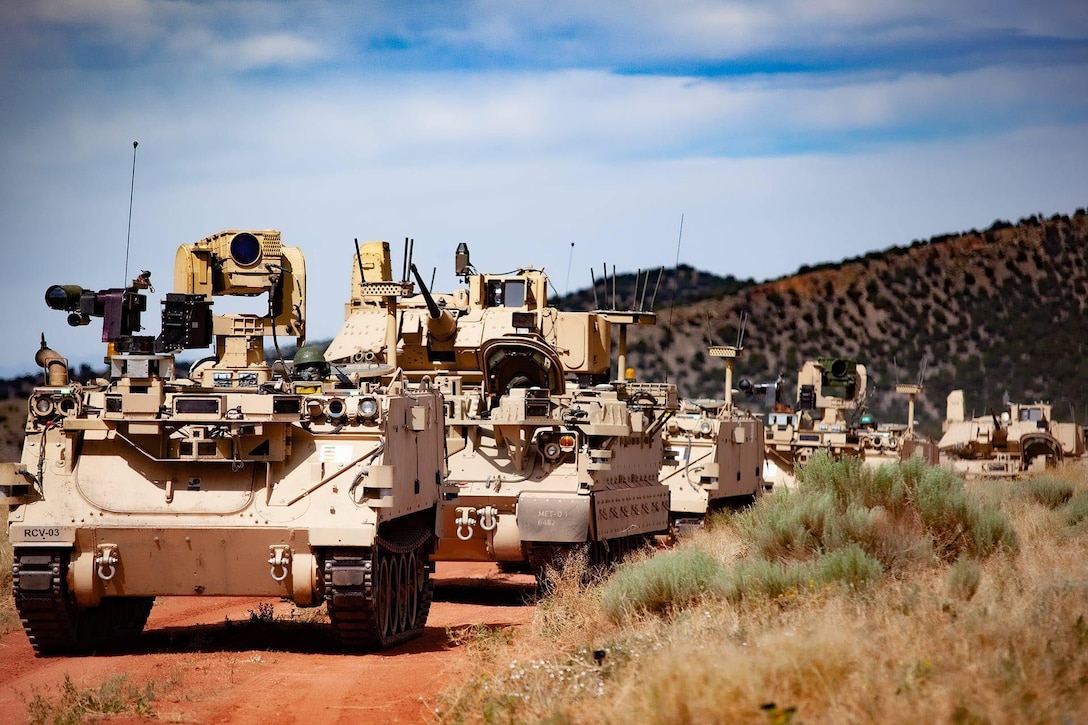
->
xmin=230 ymin=232 xmax=262 ymax=267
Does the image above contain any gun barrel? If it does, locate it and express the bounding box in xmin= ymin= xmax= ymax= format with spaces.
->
xmin=409 ymin=264 xmax=457 ymax=342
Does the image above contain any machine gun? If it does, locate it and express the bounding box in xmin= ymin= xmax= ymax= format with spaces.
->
xmin=409 ymin=263 xmax=457 ymax=343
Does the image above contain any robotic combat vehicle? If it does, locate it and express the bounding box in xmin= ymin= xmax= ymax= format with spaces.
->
xmin=762 ymin=358 xmax=937 ymax=487
xmin=939 ymin=390 xmax=1084 ymax=477
xmin=661 ymin=345 xmax=767 ymax=533
xmin=1 ymin=230 xmax=445 ymax=654
xmin=324 ymin=241 xmax=677 ymax=579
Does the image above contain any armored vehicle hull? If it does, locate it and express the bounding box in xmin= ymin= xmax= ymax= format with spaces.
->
xmin=663 ymin=405 xmax=765 ymax=532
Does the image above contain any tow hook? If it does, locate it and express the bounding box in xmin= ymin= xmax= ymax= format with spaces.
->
xmin=95 ymin=544 xmax=119 ymax=581
xmin=456 ymin=505 xmax=499 ymax=540
xmin=478 ymin=505 xmax=499 ymax=532
xmin=455 ymin=506 xmax=477 ymax=540
xmin=268 ymin=545 xmax=292 ymax=582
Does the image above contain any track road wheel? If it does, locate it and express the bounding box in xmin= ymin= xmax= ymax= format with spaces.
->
xmin=12 ymin=550 xmax=153 ymax=656
xmin=323 ymin=529 xmax=434 ymax=651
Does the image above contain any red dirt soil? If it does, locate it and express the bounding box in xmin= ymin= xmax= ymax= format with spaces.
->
xmin=0 ymin=562 xmax=536 ymax=723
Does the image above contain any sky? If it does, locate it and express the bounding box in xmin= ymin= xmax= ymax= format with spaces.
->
xmin=1 ymin=0 xmax=1086 ymax=377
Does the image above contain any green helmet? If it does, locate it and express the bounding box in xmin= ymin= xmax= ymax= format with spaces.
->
xmin=292 ymin=346 xmax=329 ymax=380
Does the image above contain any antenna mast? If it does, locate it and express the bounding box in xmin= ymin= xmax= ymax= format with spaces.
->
xmin=123 ymin=140 xmax=138 ymax=286
xmin=664 ymin=213 xmax=684 ymax=381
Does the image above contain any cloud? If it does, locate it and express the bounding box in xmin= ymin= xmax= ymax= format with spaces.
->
xmin=204 ymin=31 xmax=331 ymax=71
xmin=1 ymin=0 xmax=1086 ymax=376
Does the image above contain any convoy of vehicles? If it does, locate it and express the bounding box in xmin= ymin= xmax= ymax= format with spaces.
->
xmin=0 ymin=225 xmax=1080 ymax=657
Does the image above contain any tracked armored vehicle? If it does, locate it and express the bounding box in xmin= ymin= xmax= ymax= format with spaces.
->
xmin=324 ymin=241 xmax=676 ymax=578
xmin=0 ymin=230 xmax=444 ymax=655
xmin=939 ymin=390 xmax=1084 ymax=477
xmin=661 ymin=345 xmax=766 ymax=533
xmin=762 ymin=358 xmax=937 ymax=487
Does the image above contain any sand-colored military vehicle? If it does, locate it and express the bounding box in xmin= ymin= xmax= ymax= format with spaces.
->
xmin=762 ymin=358 xmax=937 ymax=487
xmin=860 ymin=382 xmax=939 ymax=468
xmin=661 ymin=345 xmax=766 ymax=533
xmin=938 ymin=390 xmax=1085 ymax=477
xmin=762 ymin=358 xmax=868 ymax=485
xmin=0 ymin=230 xmax=445 ymax=655
xmin=324 ymin=241 xmax=675 ymax=577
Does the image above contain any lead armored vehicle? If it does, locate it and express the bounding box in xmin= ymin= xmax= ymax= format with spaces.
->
xmin=1 ymin=230 xmax=445 ymax=654
xmin=324 ymin=241 xmax=675 ymax=579
xmin=939 ymin=390 xmax=1084 ymax=477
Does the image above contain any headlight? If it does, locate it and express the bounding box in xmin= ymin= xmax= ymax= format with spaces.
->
xmin=359 ymin=396 xmax=379 ymax=420
xmin=325 ymin=398 xmax=346 ymax=419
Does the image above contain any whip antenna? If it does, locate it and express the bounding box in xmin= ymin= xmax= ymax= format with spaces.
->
xmin=664 ymin=213 xmax=684 ymax=380
xmin=123 ymin=140 xmax=138 ymax=286
xmin=564 ymin=242 xmax=575 ymax=296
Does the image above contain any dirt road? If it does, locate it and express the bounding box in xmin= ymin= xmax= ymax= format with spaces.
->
xmin=0 ymin=563 xmax=536 ymax=723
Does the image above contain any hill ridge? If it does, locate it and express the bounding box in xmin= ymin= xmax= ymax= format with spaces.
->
xmin=617 ymin=208 xmax=1088 ymax=435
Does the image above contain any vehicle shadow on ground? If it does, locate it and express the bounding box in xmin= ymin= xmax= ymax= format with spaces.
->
xmin=52 ymin=576 xmax=538 ymax=658
xmin=432 ymin=573 xmax=538 ymax=606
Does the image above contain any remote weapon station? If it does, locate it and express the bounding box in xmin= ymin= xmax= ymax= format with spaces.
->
xmin=1 ymin=230 xmax=445 ymax=654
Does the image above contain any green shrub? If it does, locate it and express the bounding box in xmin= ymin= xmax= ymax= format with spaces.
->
xmin=968 ymin=506 xmax=1019 ymax=557
xmin=813 ymin=544 xmax=883 ymax=590
xmin=723 ymin=558 xmax=809 ymax=601
xmin=601 ymin=548 xmax=725 ymax=621
xmin=736 ymin=490 xmax=829 ymax=561
xmin=910 ymin=467 xmax=975 ymax=561
xmin=947 ymin=558 xmax=982 ymax=601
xmin=1025 ymin=477 xmax=1076 ymax=509
xmin=1060 ymin=492 xmax=1088 ymax=527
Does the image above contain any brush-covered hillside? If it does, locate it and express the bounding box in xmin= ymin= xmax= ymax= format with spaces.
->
xmin=560 ymin=209 xmax=1088 ymax=436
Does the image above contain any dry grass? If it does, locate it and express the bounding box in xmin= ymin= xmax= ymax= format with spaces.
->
xmin=0 ymin=519 xmax=16 ymax=635
xmin=0 ymin=397 xmax=27 ymax=463
xmin=434 ymin=459 xmax=1088 ymax=725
